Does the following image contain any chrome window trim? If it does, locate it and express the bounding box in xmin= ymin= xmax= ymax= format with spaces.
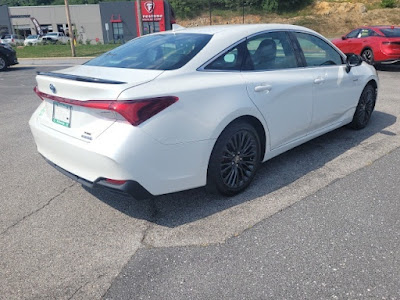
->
xmin=198 ymin=29 xmax=346 ymax=73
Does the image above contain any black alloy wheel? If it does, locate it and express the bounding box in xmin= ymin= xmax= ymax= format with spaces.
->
xmin=348 ymin=84 xmax=376 ymax=129
xmin=208 ymin=121 xmax=261 ymax=196
xmin=0 ymin=55 xmax=7 ymax=71
xmin=361 ymin=49 xmax=374 ymax=65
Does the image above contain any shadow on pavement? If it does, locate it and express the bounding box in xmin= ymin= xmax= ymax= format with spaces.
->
xmin=377 ymin=64 xmax=400 ymax=72
xmin=6 ymin=66 xmax=37 ymax=71
xmin=85 ymin=110 xmax=396 ymax=227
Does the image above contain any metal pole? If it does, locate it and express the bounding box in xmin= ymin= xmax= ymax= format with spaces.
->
xmin=64 ymin=0 xmax=76 ymax=57
xmin=152 ymin=0 xmax=155 ymax=33
xmin=242 ymin=0 xmax=245 ymax=24
xmin=136 ymin=0 xmax=143 ymax=36
xmin=209 ymin=0 xmax=212 ymax=25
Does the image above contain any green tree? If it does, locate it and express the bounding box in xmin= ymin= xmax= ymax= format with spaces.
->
xmin=262 ymin=0 xmax=313 ymax=12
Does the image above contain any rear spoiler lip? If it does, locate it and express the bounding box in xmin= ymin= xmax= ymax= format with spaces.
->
xmin=37 ymin=71 xmax=127 ymax=84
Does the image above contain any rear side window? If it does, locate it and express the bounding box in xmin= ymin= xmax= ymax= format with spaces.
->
xmin=86 ymin=33 xmax=212 ymax=70
xmin=205 ymin=42 xmax=246 ymax=71
xmin=294 ymin=32 xmax=344 ymax=67
xmin=244 ymin=32 xmax=297 ymax=71
xmin=380 ymin=28 xmax=400 ymax=37
xmin=205 ymin=31 xmax=297 ymax=71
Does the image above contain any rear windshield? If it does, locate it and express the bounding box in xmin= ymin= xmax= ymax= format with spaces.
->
xmin=380 ymin=28 xmax=400 ymax=37
xmin=85 ymin=33 xmax=212 ymax=70
xmin=2 ymin=34 xmax=11 ymax=39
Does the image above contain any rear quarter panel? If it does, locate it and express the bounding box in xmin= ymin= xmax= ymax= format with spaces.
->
xmin=117 ymin=71 xmax=268 ymax=146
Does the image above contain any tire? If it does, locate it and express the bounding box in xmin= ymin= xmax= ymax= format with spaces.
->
xmin=361 ymin=49 xmax=374 ymax=65
xmin=0 ymin=55 xmax=7 ymax=71
xmin=348 ymin=84 xmax=376 ymax=130
xmin=207 ymin=121 xmax=261 ymax=196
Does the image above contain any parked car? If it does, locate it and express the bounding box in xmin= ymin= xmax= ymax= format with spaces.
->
xmin=0 ymin=42 xmax=18 ymax=71
xmin=332 ymin=26 xmax=400 ymax=66
xmin=0 ymin=34 xmax=24 ymax=45
xmin=41 ymin=32 xmax=70 ymax=44
xmin=24 ymin=35 xmax=42 ymax=46
xmin=29 ymin=24 xmax=378 ymax=199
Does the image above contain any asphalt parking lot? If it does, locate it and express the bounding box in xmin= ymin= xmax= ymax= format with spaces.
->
xmin=0 ymin=61 xmax=399 ymax=299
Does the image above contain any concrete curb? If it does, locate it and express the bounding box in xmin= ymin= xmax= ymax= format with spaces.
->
xmin=18 ymin=57 xmax=93 ymax=66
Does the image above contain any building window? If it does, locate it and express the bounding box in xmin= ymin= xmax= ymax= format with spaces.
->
xmin=143 ymin=21 xmax=160 ymax=35
xmin=40 ymin=25 xmax=53 ymax=35
xmin=112 ymin=22 xmax=123 ymax=42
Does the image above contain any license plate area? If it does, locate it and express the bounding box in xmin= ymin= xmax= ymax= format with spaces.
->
xmin=52 ymin=102 xmax=72 ymax=127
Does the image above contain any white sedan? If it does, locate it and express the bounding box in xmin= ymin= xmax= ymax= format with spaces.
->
xmin=29 ymin=24 xmax=378 ymax=199
xmin=24 ymin=35 xmax=42 ymax=46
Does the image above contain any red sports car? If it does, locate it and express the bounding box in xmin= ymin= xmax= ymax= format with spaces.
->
xmin=332 ymin=26 xmax=400 ymax=66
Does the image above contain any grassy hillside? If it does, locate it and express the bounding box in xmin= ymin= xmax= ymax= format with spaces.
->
xmin=178 ymin=0 xmax=400 ymax=38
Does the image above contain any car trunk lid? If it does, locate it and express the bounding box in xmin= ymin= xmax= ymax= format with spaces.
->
xmin=35 ymin=65 xmax=163 ymax=142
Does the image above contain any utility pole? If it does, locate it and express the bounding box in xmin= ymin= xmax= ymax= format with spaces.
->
xmin=64 ymin=0 xmax=76 ymax=57
xmin=209 ymin=0 xmax=212 ymax=25
xmin=136 ymin=0 xmax=143 ymax=36
xmin=242 ymin=0 xmax=245 ymax=24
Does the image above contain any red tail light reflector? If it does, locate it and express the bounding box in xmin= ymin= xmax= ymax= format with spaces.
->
xmin=33 ymin=86 xmax=178 ymax=126
xmin=106 ymin=179 xmax=127 ymax=185
xmin=34 ymin=86 xmax=44 ymax=100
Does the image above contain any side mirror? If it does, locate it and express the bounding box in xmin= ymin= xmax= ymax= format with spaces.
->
xmin=341 ymin=36 xmax=347 ymax=40
xmin=345 ymin=53 xmax=362 ymax=73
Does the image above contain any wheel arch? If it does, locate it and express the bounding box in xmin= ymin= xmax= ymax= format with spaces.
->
xmin=360 ymin=46 xmax=373 ymax=55
xmin=210 ymin=115 xmax=268 ymax=163
xmin=367 ymin=79 xmax=378 ymax=90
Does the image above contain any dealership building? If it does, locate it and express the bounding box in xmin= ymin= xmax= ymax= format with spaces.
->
xmin=0 ymin=1 xmax=174 ymax=44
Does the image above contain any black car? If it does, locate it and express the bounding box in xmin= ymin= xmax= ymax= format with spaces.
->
xmin=0 ymin=42 xmax=18 ymax=71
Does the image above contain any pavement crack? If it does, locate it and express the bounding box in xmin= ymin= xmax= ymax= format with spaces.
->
xmin=0 ymin=183 xmax=76 ymax=236
xmin=140 ymin=198 xmax=159 ymax=248
xmin=68 ymin=281 xmax=90 ymax=300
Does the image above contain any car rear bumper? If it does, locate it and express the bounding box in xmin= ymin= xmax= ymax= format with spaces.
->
xmin=4 ymin=51 xmax=18 ymax=66
xmin=43 ymin=157 xmax=154 ymax=199
xmin=9 ymin=56 xmax=18 ymax=66
xmin=29 ymin=103 xmax=215 ymax=198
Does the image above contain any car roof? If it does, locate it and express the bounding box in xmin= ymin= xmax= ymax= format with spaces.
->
xmin=161 ymin=24 xmax=329 ymax=72
xmin=171 ymin=24 xmax=317 ymax=38
xmin=357 ymin=25 xmax=400 ymax=31
xmin=369 ymin=25 xmax=400 ymax=29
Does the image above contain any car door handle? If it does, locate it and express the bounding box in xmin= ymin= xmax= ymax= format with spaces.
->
xmin=254 ymin=85 xmax=272 ymax=93
xmin=314 ymin=78 xmax=325 ymax=84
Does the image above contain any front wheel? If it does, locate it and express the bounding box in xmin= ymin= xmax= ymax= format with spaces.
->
xmin=0 ymin=55 xmax=7 ymax=71
xmin=348 ymin=84 xmax=376 ymax=130
xmin=361 ymin=49 xmax=374 ymax=65
xmin=207 ymin=121 xmax=261 ymax=196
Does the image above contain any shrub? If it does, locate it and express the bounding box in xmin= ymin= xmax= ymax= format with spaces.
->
xmin=262 ymin=0 xmax=313 ymax=12
xmin=381 ymin=0 xmax=396 ymax=8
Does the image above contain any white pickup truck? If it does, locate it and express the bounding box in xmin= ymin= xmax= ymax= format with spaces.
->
xmin=41 ymin=32 xmax=70 ymax=44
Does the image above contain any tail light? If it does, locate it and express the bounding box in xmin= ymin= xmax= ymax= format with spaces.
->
xmin=34 ymin=86 xmax=178 ymax=126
